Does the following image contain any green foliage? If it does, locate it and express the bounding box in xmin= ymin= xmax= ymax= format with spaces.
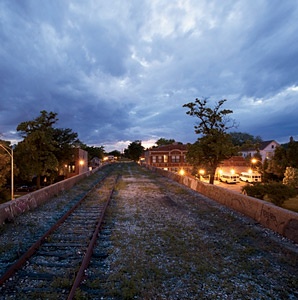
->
xmin=242 ymin=182 xmax=297 ymax=206
xmin=283 ymin=167 xmax=298 ymax=188
xmin=108 ymin=149 xmax=121 ymax=157
xmin=15 ymin=111 xmax=59 ymax=187
xmin=268 ymin=139 xmax=298 ymax=178
xmin=183 ymin=98 xmax=235 ymax=135
xmin=0 ymin=142 xmax=11 ymax=188
xmin=183 ymin=98 xmax=237 ymax=184
xmin=229 ymin=132 xmax=263 ymax=147
xmin=0 ymin=188 xmax=10 ymax=204
xmin=82 ymin=145 xmax=105 ymax=160
xmin=155 ymin=138 xmax=176 ymax=146
xmin=124 ymin=140 xmax=144 ymax=161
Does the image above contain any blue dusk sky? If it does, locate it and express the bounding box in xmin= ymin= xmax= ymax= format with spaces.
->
xmin=1 ymin=0 xmax=298 ymax=151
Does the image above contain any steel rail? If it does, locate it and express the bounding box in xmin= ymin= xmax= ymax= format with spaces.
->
xmin=0 ymin=173 xmax=108 ymax=286
xmin=67 ymin=174 xmax=119 ymax=299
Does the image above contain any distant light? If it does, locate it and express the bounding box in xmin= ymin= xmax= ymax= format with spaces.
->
xmin=79 ymin=160 xmax=84 ymax=166
xmin=199 ymin=169 xmax=205 ymax=175
xmin=179 ymin=169 xmax=185 ymax=176
xmin=230 ymin=169 xmax=235 ymax=175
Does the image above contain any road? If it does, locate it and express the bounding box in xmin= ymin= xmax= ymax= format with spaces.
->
xmin=200 ymin=178 xmax=247 ymax=193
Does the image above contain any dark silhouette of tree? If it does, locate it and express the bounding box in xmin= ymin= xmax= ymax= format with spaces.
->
xmin=183 ymin=98 xmax=237 ymax=184
xmin=15 ymin=111 xmax=82 ymax=188
xmin=155 ymin=138 xmax=176 ymax=147
xmin=124 ymin=140 xmax=144 ymax=162
xmin=267 ymin=137 xmax=298 ymax=179
xmin=15 ymin=111 xmax=59 ymax=189
xmin=229 ymin=132 xmax=262 ymax=148
xmin=0 ymin=140 xmax=14 ymax=188
xmin=82 ymin=145 xmax=105 ymax=161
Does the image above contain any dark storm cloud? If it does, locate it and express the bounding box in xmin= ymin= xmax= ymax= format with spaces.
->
xmin=1 ymin=0 xmax=298 ymax=151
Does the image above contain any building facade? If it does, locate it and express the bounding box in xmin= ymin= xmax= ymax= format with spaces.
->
xmin=215 ymin=156 xmax=251 ymax=179
xmin=144 ymin=143 xmax=192 ymax=174
xmin=66 ymin=148 xmax=89 ymax=178
xmin=239 ymin=140 xmax=280 ymax=162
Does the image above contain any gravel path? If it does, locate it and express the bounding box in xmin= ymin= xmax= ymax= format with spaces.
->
xmin=99 ymin=163 xmax=298 ymax=299
xmin=0 ymin=163 xmax=297 ymax=299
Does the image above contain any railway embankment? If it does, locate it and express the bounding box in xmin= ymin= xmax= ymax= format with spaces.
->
xmin=1 ymin=163 xmax=297 ymax=244
xmin=0 ymin=166 xmax=102 ymax=225
xmin=0 ymin=163 xmax=297 ymax=299
xmin=147 ymin=166 xmax=298 ymax=244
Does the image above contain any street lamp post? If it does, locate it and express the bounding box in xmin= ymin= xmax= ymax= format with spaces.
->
xmin=0 ymin=144 xmax=14 ymax=200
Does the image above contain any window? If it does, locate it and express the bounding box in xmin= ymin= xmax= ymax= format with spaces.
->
xmin=158 ymin=156 xmax=163 ymax=162
xmin=172 ymin=155 xmax=180 ymax=163
xmin=164 ymin=155 xmax=168 ymax=163
xmin=152 ymin=156 xmax=156 ymax=163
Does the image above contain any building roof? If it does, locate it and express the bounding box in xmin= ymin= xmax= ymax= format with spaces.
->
xmin=240 ymin=140 xmax=278 ymax=152
xmin=220 ymin=156 xmax=249 ymax=167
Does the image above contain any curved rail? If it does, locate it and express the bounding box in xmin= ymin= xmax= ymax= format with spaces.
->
xmin=0 ymin=172 xmax=119 ymax=298
xmin=68 ymin=175 xmax=119 ymax=299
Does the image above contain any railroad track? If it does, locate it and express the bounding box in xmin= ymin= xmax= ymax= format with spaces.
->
xmin=0 ymin=172 xmax=119 ymax=299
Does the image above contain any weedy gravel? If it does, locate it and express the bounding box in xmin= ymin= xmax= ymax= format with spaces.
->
xmin=0 ymin=163 xmax=297 ymax=300
xmin=97 ymin=163 xmax=298 ymax=299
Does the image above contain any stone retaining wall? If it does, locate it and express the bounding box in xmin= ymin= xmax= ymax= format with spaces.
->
xmin=148 ymin=166 xmax=298 ymax=244
xmin=0 ymin=167 xmax=101 ymax=225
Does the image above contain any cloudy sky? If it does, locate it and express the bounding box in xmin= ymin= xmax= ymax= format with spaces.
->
xmin=1 ymin=0 xmax=297 ymax=151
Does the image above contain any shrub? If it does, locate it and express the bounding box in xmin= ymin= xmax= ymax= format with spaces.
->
xmin=0 ymin=188 xmax=10 ymax=204
xmin=242 ymin=182 xmax=297 ymax=207
xmin=283 ymin=167 xmax=298 ymax=188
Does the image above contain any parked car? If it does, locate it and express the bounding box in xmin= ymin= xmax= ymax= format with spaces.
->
xmin=16 ymin=185 xmax=34 ymax=192
xmin=219 ymin=173 xmax=240 ymax=184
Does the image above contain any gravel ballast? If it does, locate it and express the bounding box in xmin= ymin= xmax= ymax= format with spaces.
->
xmin=0 ymin=163 xmax=297 ymax=299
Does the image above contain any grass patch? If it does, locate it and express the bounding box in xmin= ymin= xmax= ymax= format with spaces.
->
xmin=282 ymin=195 xmax=298 ymax=212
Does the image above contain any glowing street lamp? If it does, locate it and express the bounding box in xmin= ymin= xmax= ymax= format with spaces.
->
xmin=251 ymin=158 xmax=257 ymax=165
xmin=199 ymin=169 xmax=205 ymax=180
xmin=251 ymin=158 xmax=262 ymax=172
xmin=0 ymin=143 xmax=14 ymax=200
xmin=179 ymin=169 xmax=185 ymax=176
xmin=79 ymin=160 xmax=84 ymax=166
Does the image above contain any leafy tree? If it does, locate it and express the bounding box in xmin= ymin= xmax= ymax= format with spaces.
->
xmin=155 ymin=138 xmax=176 ymax=147
xmin=108 ymin=150 xmax=121 ymax=157
xmin=15 ymin=110 xmax=59 ymax=189
xmin=183 ymin=98 xmax=237 ymax=184
xmin=81 ymin=145 xmax=105 ymax=161
xmin=283 ymin=167 xmax=298 ymax=188
xmin=229 ymin=132 xmax=263 ymax=149
xmin=53 ymin=128 xmax=81 ymax=176
xmin=124 ymin=140 xmax=144 ymax=162
xmin=242 ymin=182 xmax=297 ymax=207
xmin=267 ymin=137 xmax=298 ymax=179
xmin=0 ymin=140 xmax=12 ymax=188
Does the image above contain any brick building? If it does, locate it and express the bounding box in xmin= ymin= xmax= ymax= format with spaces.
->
xmin=65 ymin=148 xmax=89 ymax=178
xmin=144 ymin=143 xmax=192 ymax=174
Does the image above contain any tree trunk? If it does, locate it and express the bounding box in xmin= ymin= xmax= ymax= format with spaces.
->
xmin=36 ymin=175 xmax=41 ymax=189
xmin=209 ymin=167 xmax=217 ymax=184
